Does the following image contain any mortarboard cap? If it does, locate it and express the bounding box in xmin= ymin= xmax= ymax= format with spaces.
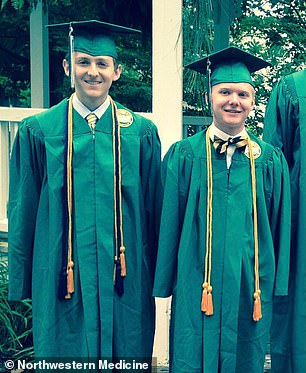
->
xmin=47 ymin=20 xmax=141 ymax=87
xmin=185 ymin=46 xmax=271 ymax=87
xmin=48 ymin=20 xmax=141 ymax=58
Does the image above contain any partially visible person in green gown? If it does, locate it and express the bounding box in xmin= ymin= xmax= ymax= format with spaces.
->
xmin=263 ymin=70 xmax=306 ymax=373
xmin=8 ymin=20 xmax=161 ymax=365
xmin=153 ymin=47 xmax=291 ymax=373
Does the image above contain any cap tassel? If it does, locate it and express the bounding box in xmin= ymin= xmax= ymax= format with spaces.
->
xmin=120 ymin=246 xmax=126 ymax=277
xmin=253 ymin=290 xmax=262 ymax=321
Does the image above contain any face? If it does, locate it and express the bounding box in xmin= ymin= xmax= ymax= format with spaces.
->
xmin=210 ymin=82 xmax=255 ymax=135
xmin=63 ymin=52 xmax=122 ymax=110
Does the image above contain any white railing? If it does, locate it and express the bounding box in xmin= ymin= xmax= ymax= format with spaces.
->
xmin=0 ymin=107 xmax=45 ymax=232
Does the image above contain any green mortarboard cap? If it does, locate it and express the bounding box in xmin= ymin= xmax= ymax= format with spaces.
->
xmin=47 ymin=20 xmax=141 ymax=87
xmin=185 ymin=46 xmax=271 ymax=87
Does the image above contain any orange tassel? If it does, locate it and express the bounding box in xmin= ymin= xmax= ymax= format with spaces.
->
xmin=253 ymin=290 xmax=262 ymax=321
xmin=201 ymin=282 xmax=208 ymax=312
xmin=120 ymin=246 xmax=127 ymax=277
xmin=205 ymin=285 xmax=214 ymax=316
xmin=67 ymin=261 xmax=74 ymax=294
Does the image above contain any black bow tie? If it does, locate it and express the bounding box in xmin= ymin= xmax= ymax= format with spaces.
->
xmin=213 ymin=135 xmax=248 ymax=154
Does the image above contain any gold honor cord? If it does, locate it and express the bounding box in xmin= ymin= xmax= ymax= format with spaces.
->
xmin=64 ymin=94 xmax=127 ymax=299
xmin=66 ymin=93 xmax=75 ymax=299
xmin=110 ymin=97 xmax=126 ymax=284
xmin=248 ymin=136 xmax=262 ymax=321
xmin=202 ymin=127 xmax=262 ymax=321
xmin=201 ymin=129 xmax=214 ymax=315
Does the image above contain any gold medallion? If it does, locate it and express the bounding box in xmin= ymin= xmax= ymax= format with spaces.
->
xmin=117 ymin=109 xmax=134 ymax=127
xmin=243 ymin=141 xmax=262 ymax=159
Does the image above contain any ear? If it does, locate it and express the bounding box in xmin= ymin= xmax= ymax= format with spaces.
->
xmin=62 ymin=59 xmax=70 ymax=77
xmin=113 ymin=64 xmax=122 ymax=82
xmin=250 ymin=97 xmax=255 ymax=110
xmin=204 ymin=92 xmax=209 ymax=106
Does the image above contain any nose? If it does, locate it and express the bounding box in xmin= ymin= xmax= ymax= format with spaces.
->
xmin=228 ymin=93 xmax=239 ymax=105
xmin=88 ymin=62 xmax=99 ymax=77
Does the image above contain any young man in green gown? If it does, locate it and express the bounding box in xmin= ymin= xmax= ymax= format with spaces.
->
xmin=8 ymin=20 xmax=161 ymax=364
xmin=263 ymin=70 xmax=306 ymax=373
xmin=153 ymin=47 xmax=291 ymax=373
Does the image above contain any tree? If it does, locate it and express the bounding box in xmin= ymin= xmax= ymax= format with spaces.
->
xmin=183 ymin=0 xmax=214 ymax=117
xmin=0 ymin=0 xmax=152 ymax=110
xmin=233 ymin=0 xmax=306 ymax=80
xmin=231 ymin=0 xmax=306 ymax=134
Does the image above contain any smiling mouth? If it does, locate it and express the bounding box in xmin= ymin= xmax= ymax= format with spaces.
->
xmin=225 ymin=109 xmax=241 ymax=113
xmin=85 ymin=81 xmax=102 ymax=85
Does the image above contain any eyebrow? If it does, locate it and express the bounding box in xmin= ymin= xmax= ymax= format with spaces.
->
xmin=218 ymin=87 xmax=251 ymax=95
xmin=75 ymin=55 xmax=111 ymax=62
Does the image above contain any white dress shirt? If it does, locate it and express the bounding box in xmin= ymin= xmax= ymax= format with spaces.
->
xmin=72 ymin=94 xmax=110 ymax=124
xmin=209 ymin=123 xmax=247 ymax=169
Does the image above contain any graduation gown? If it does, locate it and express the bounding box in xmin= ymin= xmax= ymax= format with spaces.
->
xmin=263 ymin=69 xmax=306 ymax=373
xmin=8 ymin=98 xmax=161 ymax=360
xmin=153 ymin=128 xmax=291 ymax=373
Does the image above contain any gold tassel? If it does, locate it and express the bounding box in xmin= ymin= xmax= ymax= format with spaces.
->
xmin=253 ymin=290 xmax=262 ymax=321
xmin=201 ymin=282 xmax=208 ymax=312
xmin=205 ymin=285 xmax=214 ymax=316
xmin=67 ymin=261 xmax=74 ymax=294
xmin=120 ymin=246 xmax=127 ymax=277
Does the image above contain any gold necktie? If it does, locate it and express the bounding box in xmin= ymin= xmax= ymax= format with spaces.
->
xmin=213 ymin=135 xmax=248 ymax=154
xmin=86 ymin=113 xmax=98 ymax=132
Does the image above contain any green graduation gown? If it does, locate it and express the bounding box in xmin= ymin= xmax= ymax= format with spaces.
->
xmin=153 ymin=128 xmax=291 ymax=373
xmin=263 ymin=70 xmax=306 ymax=373
xmin=8 ymin=98 xmax=161 ymax=360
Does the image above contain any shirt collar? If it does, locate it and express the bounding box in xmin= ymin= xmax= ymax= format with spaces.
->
xmin=209 ymin=122 xmax=247 ymax=141
xmin=72 ymin=94 xmax=110 ymax=119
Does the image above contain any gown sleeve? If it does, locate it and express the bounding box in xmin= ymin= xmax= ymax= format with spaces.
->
xmin=153 ymin=141 xmax=193 ymax=297
xmin=264 ymin=147 xmax=291 ymax=296
xmin=140 ymin=122 xmax=162 ymax=271
xmin=263 ymin=77 xmax=299 ymax=169
xmin=8 ymin=119 xmax=45 ymax=301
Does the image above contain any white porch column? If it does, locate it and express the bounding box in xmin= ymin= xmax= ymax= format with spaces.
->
xmin=152 ymin=0 xmax=183 ymax=156
xmin=30 ymin=1 xmax=50 ymax=108
xmin=0 ymin=122 xmax=9 ymax=232
xmin=152 ymin=0 xmax=183 ymax=366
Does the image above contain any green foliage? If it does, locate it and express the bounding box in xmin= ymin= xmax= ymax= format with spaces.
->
xmin=183 ymin=0 xmax=214 ymax=117
xmin=0 ymin=76 xmax=30 ymax=107
xmin=0 ymin=0 xmax=152 ymax=110
xmin=1 ymin=0 xmax=72 ymax=10
xmin=230 ymin=0 xmax=306 ymax=135
xmin=0 ymin=260 xmax=33 ymax=363
xmin=111 ymin=41 xmax=152 ymax=112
